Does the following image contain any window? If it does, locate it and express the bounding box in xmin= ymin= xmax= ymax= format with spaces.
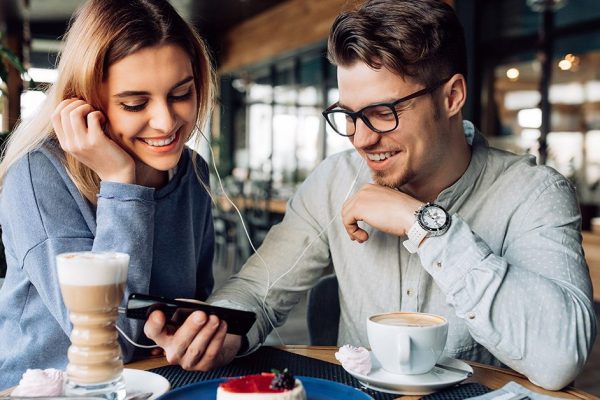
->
xmin=220 ymin=47 xmax=352 ymax=192
xmin=479 ymin=0 xmax=600 ymax=205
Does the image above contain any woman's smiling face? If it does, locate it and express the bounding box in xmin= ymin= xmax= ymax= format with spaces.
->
xmin=101 ymin=43 xmax=198 ymax=183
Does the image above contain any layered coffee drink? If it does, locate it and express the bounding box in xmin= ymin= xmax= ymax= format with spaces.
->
xmin=57 ymin=252 xmax=129 ymax=399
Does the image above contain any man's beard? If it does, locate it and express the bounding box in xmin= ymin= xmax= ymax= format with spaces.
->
xmin=372 ymin=166 xmax=415 ymax=190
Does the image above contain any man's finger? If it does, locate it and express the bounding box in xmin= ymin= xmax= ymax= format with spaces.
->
xmin=143 ymin=310 xmax=167 ymax=341
xmin=341 ymin=206 xmax=369 ymax=242
xmin=197 ymin=321 xmax=228 ymax=369
xmin=166 ymin=311 xmax=209 ymax=364
xmin=184 ymin=317 xmax=226 ymax=370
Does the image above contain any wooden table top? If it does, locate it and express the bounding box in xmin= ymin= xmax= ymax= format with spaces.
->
xmin=124 ymin=345 xmax=598 ymax=400
xmin=216 ymin=195 xmax=287 ymax=214
xmin=1 ymin=345 xmax=596 ymax=398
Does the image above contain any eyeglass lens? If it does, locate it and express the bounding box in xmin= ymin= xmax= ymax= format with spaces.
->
xmin=328 ymin=104 xmax=398 ymax=136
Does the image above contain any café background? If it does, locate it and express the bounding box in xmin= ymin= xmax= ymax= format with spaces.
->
xmin=1 ymin=0 xmax=599 ymax=395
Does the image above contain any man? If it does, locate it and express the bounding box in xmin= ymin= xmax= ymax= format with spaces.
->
xmin=145 ymin=0 xmax=596 ymax=389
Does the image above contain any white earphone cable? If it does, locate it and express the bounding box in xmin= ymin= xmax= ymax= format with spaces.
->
xmin=117 ymin=129 xmax=365 ymax=349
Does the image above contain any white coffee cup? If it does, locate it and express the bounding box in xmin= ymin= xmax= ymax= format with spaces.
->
xmin=367 ymin=311 xmax=448 ymax=375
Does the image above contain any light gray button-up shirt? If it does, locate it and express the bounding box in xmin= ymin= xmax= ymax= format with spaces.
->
xmin=210 ymin=121 xmax=596 ymax=390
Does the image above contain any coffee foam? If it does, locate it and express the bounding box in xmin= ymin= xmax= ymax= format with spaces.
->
xmin=56 ymin=252 xmax=129 ymax=286
xmin=377 ymin=316 xmax=441 ymax=326
xmin=371 ymin=312 xmax=446 ymax=327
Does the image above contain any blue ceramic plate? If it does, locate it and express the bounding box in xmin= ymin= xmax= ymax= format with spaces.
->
xmin=157 ymin=376 xmax=373 ymax=400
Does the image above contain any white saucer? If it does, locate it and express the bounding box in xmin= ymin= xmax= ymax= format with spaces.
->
xmin=123 ymin=368 xmax=170 ymax=399
xmin=343 ymin=352 xmax=473 ymax=395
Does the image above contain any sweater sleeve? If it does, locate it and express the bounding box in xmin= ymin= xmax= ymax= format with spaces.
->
xmin=94 ymin=181 xmax=155 ymax=360
xmin=418 ymin=178 xmax=596 ymax=390
xmin=2 ymin=151 xmax=156 ymax=361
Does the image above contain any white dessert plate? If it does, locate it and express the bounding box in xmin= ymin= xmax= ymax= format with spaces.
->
xmin=343 ymin=352 xmax=473 ymax=396
xmin=123 ymin=368 xmax=170 ymax=400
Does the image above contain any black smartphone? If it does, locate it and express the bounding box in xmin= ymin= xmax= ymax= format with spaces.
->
xmin=124 ymin=293 xmax=256 ymax=336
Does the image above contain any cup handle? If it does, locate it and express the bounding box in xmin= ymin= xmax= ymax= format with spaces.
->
xmin=398 ymin=334 xmax=411 ymax=366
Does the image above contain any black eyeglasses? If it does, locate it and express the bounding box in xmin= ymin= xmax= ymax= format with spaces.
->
xmin=322 ymin=77 xmax=451 ymax=137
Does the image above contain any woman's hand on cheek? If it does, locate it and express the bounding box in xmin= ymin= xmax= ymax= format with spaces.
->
xmin=51 ymin=98 xmax=136 ymax=184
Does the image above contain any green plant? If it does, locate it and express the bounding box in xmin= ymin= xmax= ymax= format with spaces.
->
xmin=0 ymin=31 xmax=29 ymax=97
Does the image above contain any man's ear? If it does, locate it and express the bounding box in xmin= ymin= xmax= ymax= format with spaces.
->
xmin=443 ymin=74 xmax=467 ymax=118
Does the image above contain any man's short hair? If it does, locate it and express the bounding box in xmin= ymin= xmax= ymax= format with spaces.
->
xmin=327 ymin=0 xmax=468 ymax=87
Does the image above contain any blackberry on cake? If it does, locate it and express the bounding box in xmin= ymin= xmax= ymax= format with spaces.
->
xmin=270 ymin=369 xmax=295 ymax=390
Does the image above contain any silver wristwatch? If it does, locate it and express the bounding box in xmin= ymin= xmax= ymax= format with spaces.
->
xmin=402 ymin=203 xmax=451 ymax=253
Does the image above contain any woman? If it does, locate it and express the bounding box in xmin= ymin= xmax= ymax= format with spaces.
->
xmin=0 ymin=0 xmax=222 ymax=387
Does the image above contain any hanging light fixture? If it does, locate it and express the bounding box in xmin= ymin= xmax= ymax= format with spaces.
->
xmin=506 ymin=68 xmax=520 ymax=80
xmin=558 ymin=53 xmax=580 ymax=71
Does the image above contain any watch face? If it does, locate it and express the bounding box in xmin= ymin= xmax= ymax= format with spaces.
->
xmin=420 ymin=205 xmax=448 ymax=230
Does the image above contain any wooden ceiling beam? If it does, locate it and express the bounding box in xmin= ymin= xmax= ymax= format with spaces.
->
xmin=219 ymin=0 xmax=361 ymax=74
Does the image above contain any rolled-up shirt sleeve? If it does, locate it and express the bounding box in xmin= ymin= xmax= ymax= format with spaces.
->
xmin=418 ymin=178 xmax=596 ymax=390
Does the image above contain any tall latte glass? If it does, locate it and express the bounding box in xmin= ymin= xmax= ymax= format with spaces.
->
xmin=57 ymin=252 xmax=129 ymax=400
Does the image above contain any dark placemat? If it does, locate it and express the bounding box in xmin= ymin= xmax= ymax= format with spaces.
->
xmin=149 ymin=346 xmax=488 ymax=400
xmin=422 ymin=383 xmax=492 ymax=400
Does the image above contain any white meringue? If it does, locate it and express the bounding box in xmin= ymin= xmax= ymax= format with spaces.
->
xmin=335 ymin=344 xmax=372 ymax=375
xmin=11 ymin=368 xmax=65 ymax=396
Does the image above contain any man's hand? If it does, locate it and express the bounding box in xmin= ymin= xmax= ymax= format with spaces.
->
xmin=342 ymin=183 xmax=424 ymax=243
xmin=143 ymin=310 xmax=241 ymax=371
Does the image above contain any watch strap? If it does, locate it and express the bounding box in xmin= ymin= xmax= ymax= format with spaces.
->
xmin=403 ymin=221 xmax=428 ymax=253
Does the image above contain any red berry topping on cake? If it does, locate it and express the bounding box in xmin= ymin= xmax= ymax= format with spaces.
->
xmin=220 ymin=373 xmax=284 ymax=393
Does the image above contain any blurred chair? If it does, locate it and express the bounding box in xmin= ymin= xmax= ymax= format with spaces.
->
xmin=212 ymin=174 xmax=247 ymax=272
xmin=239 ymin=180 xmax=283 ymax=264
xmin=307 ymin=274 xmax=340 ymax=346
xmin=212 ymin=205 xmax=240 ymax=272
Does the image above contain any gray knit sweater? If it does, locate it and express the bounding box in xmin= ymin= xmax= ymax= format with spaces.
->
xmin=0 ymin=141 xmax=214 ymax=388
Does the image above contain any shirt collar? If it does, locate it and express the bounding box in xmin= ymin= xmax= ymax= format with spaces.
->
xmin=463 ymin=119 xmax=476 ymax=145
xmin=435 ymin=120 xmax=488 ymax=210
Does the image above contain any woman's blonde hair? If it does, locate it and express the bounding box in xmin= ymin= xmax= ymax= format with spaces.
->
xmin=0 ymin=0 xmax=215 ymax=203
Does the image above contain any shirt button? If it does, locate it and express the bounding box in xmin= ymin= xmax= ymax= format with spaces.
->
xmin=435 ymin=262 xmax=442 ymax=269
xmin=467 ymin=312 xmax=476 ymax=320
xmin=406 ymin=288 xmax=413 ymax=296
